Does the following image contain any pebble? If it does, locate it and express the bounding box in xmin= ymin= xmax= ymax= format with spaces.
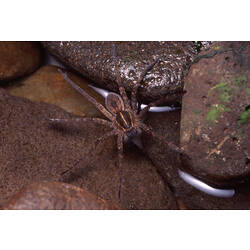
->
xmin=3 ymin=181 xmax=120 ymax=210
xmin=0 ymin=42 xmax=41 ymax=82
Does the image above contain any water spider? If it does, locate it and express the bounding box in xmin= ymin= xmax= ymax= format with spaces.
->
xmin=49 ymin=46 xmax=187 ymax=199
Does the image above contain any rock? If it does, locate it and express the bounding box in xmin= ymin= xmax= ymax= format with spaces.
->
xmin=3 ymin=181 xmax=120 ymax=209
xmin=142 ymin=96 xmax=250 ymax=209
xmin=180 ymin=41 xmax=250 ymax=187
xmin=5 ymin=65 xmax=106 ymax=118
xmin=42 ymin=41 xmax=197 ymax=103
xmin=0 ymin=42 xmax=41 ymax=82
xmin=0 ymin=88 xmax=177 ymax=209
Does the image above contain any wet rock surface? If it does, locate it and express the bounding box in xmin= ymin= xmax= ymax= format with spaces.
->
xmin=0 ymin=88 xmax=177 ymax=209
xmin=0 ymin=42 xmax=41 ymax=82
xmin=180 ymin=41 xmax=250 ymax=187
xmin=2 ymin=41 xmax=250 ymax=210
xmin=42 ymin=41 xmax=197 ymax=104
xmin=142 ymin=109 xmax=250 ymax=209
xmin=3 ymin=181 xmax=120 ymax=210
xmin=5 ymin=65 xmax=106 ymax=118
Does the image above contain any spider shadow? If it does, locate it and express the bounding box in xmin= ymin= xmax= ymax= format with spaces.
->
xmin=47 ymin=118 xmax=100 ymax=139
xmin=59 ymin=137 xmax=144 ymax=184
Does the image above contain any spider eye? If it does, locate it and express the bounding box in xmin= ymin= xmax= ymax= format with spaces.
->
xmin=105 ymin=92 xmax=125 ymax=114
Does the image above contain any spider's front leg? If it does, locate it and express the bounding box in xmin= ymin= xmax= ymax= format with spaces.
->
xmin=112 ymin=45 xmax=131 ymax=111
xmin=58 ymin=69 xmax=115 ymax=122
xmin=130 ymin=58 xmax=161 ymax=112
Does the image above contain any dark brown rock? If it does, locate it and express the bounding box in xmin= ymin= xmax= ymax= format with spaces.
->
xmin=3 ymin=181 xmax=120 ymax=210
xmin=180 ymin=41 xmax=250 ymax=187
xmin=0 ymin=88 xmax=177 ymax=209
xmin=142 ymin=101 xmax=250 ymax=209
xmin=0 ymin=42 xmax=41 ymax=82
xmin=42 ymin=41 xmax=197 ymax=103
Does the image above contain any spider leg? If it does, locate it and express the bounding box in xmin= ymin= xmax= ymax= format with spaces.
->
xmin=47 ymin=117 xmax=112 ymax=128
xmin=61 ymin=130 xmax=117 ymax=177
xmin=58 ymin=69 xmax=115 ymax=121
xmin=138 ymin=89 xmax=186 ymax=120
xmin=117 ymin=133 xmax=124 ymax=200
xmin=94 ymin=129 xmax=117 ymax=147
xmin=61 ymin=156 xmax=85 ymax=176
xmin=131 ymin=57 xmax=160 ymax=112
xmin=112 ymin=44 xmax=131 ymax=111
xmin=139 ymin=123 xmax=187 ymax=156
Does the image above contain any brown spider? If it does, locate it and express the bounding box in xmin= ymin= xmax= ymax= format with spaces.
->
xmin=50 ymin=49 xmax=186 ymax=199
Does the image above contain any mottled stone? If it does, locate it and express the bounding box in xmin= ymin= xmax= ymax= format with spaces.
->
xmin=5 ymin=65 xmax=106 ymax=118
xmin=0 ymin=88 xmax=177 ymax=209
xmin=42 ymin=41 xmax=197 ymax=104
xmin=180 ymin=41 xmax=250 ymax=187
xmin=3 ymin=181 xmax=120 ymax=210
xmin=0 ymin=42 xmax=41 ymax=82
xmin=142 ymin=108 xmax=250 ymax=209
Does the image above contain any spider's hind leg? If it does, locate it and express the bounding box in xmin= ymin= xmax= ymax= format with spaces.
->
xmin=139 ymin=123 xmax=187 ymax=156
xmin=59 ymin=124 xmax=116 ymax=178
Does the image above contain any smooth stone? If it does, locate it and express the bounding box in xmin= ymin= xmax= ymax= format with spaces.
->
xmin=5 ymin=65 xmax=106 ymax=118
xmin=180 ymin=41 xmax=250 ymax=187
xmin=42 ymin=41 xmax=197 ymax=103
xmin=0 ymin=42 xmax=41 ymax=82
xmin=3 ymin=181 xmax=120 ymax=210
xmin=0 ymin=88 xmax=177 ymax=209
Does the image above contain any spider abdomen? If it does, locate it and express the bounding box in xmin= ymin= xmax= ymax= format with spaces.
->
xmin=116 ymin=111 xmax=134 ymax=130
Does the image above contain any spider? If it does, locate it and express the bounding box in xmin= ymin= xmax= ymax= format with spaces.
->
xmin=49 ymin=47 xmax=187 ymax=199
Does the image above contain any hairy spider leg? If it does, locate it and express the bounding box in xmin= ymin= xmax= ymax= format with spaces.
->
xmin=61 ymin=156 xmax=85 ymax=176
xmin=139 ymin=123 xmax=187 ymax=156
xmin=138 ymin=89 xmax=187 ymax=120
xmin=130 ymin=57 xmax=161 ymax=112
xmin=60 ymin=130 xmax=117 ymax=177
xmin=94 ymin=130 xmax=117 ymax=147
xmin=58 ymin=69 xmax=115 ymax=121
xmin=112 ymin=47 xmax=131 ymax=111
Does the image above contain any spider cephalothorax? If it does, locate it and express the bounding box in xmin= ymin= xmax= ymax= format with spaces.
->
xmin=50 ymin=47 xmax=187 ymax=199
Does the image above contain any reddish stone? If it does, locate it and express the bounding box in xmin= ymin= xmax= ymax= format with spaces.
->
xmin=3 ymin=181 xmax=120 ymax=210
xmin=0 ymin=42 xmax=41 ymax=82
xmin=180 ymin=41 xmax=250 ymax=187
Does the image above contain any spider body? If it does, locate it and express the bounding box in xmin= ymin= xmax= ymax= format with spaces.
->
xmin=115 ymin=110 xmax=134 ymax=130
xmin=108 ymin=95 xmax=142 ymax=146
xmin=51 ymin=49 xmax=187 ymax=199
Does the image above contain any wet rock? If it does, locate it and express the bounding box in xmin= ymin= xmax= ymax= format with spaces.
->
xmin=3 ymin=181 xmax=119 ymax=209
xmin=0 ymin=42 xmax=41 ymax=82
xmin=5 ymin=65 xmax=106 ymax=118
xmin=0 ymin=88 xmax=177 ymax=209
xmin=42 ymin=41 xmax=197 ymax=104
xmin=142 ymin=87 xmax=250 ymax=209
xmin=180 ymin=41 xmax=250 ymax=187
